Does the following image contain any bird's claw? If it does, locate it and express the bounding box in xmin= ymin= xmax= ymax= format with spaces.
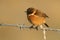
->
xmin=35 ymin=27 xmax=38 ymax=30
xmin=29 ymin=25 xmax=34 ymax=29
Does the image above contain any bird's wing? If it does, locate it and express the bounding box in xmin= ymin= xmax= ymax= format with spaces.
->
xmin=42 ymin=13 xmax=49 ymax=18
xmin=35 ymin=10 xmax=49 ymax=18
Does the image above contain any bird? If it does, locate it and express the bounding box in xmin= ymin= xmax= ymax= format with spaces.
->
xmin=25 ymin=7 xmax=49 ymax=30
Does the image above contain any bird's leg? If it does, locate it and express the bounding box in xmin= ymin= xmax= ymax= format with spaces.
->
xmin=35 ymin=26 xmax=38 ymax=30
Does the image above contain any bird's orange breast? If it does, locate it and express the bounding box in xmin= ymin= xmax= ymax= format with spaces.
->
xmin=28 ymin=15 xmax=46 ymax=25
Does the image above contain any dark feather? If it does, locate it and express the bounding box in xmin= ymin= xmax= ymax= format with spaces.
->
xmin=44 ymin=23 xmax=49 ymax=27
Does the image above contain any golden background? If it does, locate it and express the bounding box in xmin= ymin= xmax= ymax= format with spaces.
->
xmin=0 ymin=0 xmax=60 ymax=40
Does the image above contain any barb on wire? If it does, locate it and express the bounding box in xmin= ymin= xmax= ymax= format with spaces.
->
xmin=43 ymin=28 xmax=46 ymax=40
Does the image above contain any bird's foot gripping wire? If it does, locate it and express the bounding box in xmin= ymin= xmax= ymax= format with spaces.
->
xmin=35 ymin=27 xmax=38 ymax=30
xmin=29 ymin=25 xmax=38 ymax=30
xmin=29 ymin=25 xmax=34 ymax=29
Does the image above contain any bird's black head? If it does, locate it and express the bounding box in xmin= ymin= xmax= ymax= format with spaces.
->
xmin=25 ymin=7 xmax=35 ymax=15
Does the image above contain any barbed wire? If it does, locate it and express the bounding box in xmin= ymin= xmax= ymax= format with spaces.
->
xmin=0 ymin=23 xmax=60 ymax=40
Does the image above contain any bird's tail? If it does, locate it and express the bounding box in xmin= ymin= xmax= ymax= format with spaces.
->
xmin=44 ymin=23 xmax=49 ymax=27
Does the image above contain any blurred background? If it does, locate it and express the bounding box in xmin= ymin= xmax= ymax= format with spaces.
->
xmin=0 ymin=0 xmax=60 ymax=40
